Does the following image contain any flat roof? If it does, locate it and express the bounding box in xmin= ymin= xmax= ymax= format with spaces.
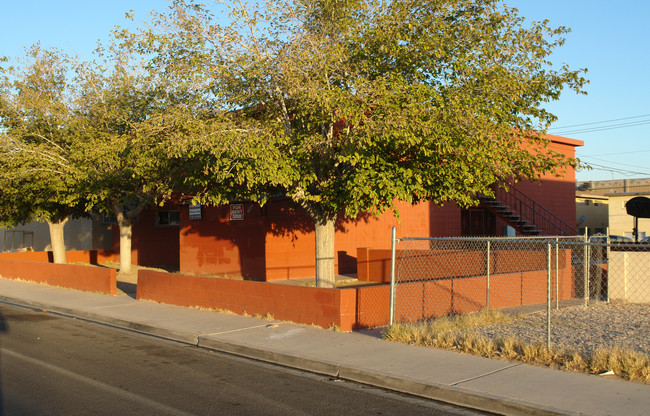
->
xmin=546 ymin=134 xmax=584 ymax=147
xmin=576 ymin=192 xmax=608 ymax=200
xmin=605 ymin=192 xmax=650 ymax=197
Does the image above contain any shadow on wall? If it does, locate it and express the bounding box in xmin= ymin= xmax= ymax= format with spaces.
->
xmin=178 ymin=198 xmax=376 ymax=280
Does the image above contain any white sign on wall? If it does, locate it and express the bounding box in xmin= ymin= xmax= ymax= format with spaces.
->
xmin=189 ymin=204 xmax=202 ymax=220
xmin=230 ymin=203 xmax=244 ymax=221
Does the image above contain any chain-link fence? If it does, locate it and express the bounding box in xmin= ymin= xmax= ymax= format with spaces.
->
xmin=389 ymin=231 xmax=650 ymax=355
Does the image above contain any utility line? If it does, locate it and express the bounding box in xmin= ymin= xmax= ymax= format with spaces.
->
xmin=550 ymin=113 xmax=650 ymax=130
xmin=552 ymin=119 xmax=650 ymax=135
xmin=580 ymin=155 xmax=650 ymax=171
xmin=582 ymin=162 xmax=650 ymax=177
xmin=578 ymin=149 xmax=650 ymax=157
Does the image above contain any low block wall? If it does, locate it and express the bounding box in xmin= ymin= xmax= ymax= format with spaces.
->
xmin=0 ymin=258 xmax=117 ymax=295
xmin=0 ymin=250 xmax=117 ymax=264
xmin=137 ymin=260 xmax=575 ymax=331
xmin=137 ymin=270 xmax=362 ymax=331
xmin=392 ymin=265 xmax=574 ymax=322
xmin=357 ymin=247 xmax=570 ymax=284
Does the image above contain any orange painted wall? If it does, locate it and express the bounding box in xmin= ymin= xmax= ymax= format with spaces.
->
xmin=174 ymin=198 xmax=459 ymax=281
xmin=393 ymin=267 xmax=573 ymax=321
xmin=111 ymin=207 xmax=180 ymax=269
xmin=180 ymin=203 xmax=268 ymax=279
xmin=512 ymin=136 xmax=580 ymax=230
xmin=357 ymin=247 xmax=571 ymax=284
xmin=136 ymin=262 xmax=574 ymax=330
xmin=137 ymin=270 xmax=359 ymax=330
xmin=0 ymin=250 xmax=116 ymax=264
xmin=0 ymin=258 xmax=116 ymax=294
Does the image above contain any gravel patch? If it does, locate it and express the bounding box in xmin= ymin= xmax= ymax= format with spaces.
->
xmin=467 ymin=303 xmax=650 ymax=357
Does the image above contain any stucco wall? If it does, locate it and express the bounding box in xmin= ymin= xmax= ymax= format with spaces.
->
xmin=607 ymin=194 xmax=650 ymax=239
xmin=175 ymin=199 xmax=462 ymax=281
xmin=1 ymin=216 xmax=112 ymax=252
xmin=609 ymin=251 xmax=650 ymax=303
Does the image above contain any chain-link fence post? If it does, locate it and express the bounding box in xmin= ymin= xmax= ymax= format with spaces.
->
xmin=606 ymin=229 xmax=611 ymax=303
xmin=555 ymin=238 xmax=559 ymax=310
xmin=547 ymin=241 xmax=552 ymax=348
xmin=389 ymin=226 xmax=397 ymax=326
xmin=583 ymin=229 xmax=589 ymax=307
xmin=486 ymin=240 xmax=491 ymax=310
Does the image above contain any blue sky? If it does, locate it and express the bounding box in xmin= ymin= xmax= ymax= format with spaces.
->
xmin=2 ymin=1 xmax=648 ymax=182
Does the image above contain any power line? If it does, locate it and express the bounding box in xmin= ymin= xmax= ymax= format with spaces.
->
xmin=581 ymin=162 xmax=650 ymax=177
xmin=550 ymin=113 xmax=650 ymax=130
xmin=580 ymin=155 xmax=650 ymax=172
xmin=552 ymin=119 xmax=650 ymax=135
xmin=578 ymin=149 xmax=650 ymax=157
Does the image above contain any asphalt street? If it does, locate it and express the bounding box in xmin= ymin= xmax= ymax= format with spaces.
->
xmin=0 ymin=303 xmax=486 ymax=415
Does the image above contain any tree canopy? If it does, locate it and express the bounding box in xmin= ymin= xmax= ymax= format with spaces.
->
xmin=0 ymin=1 xmax=588 ymax=285
xmin=0 ymin=46 xmax=87 ymax=262
xmin=119 ymin=0 xmax=587 ymax=286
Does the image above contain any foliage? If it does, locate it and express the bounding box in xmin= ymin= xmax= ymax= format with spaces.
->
xmin=73 ymin=47 xmax=173 ymax=217
xmin=0 ymin=45 xmax=87 ymax=228
xmin=122 ymin=0 xmax=587 ymax=219
xmin=118 ymin=0 xmax=587 ymax=285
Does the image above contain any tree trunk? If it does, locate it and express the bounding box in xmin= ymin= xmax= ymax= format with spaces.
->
xmin=47 ymin=217 xmax=68 ymax=264
xmin=314 ymin=216 xmax=336 ymax=288
xmin=117 ymin=219 xmax=133 ymax=274
xmin=112 ymin=199 xmax=146 ymax=274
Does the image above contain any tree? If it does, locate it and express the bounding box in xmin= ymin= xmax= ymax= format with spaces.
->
xmin=0 ymin=46 xmax=87 ymax=263
xmin=72 ymin=46 xmax=190 ymax=273
xmin=126 ymin=0 xmax=587 ymax=287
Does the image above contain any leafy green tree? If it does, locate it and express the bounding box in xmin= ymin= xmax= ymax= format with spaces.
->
xmin=72 ymin=46 xmax=191 ymax=273
xmin=0 ymin=46 xmax=87 ymax=263
xmin=125 ymin=0 xmax=587 ymax=287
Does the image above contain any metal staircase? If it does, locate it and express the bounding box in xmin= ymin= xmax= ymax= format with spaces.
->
xmin=478 ymin=184 xmax=578 ymax=236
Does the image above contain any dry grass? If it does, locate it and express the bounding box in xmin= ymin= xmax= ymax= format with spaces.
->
xmin=382 ymin=310 xmax=650 ymax=384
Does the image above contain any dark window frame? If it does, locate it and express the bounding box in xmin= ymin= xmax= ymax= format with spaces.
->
xmin=155 ymin=211 xmax=180 ymax=227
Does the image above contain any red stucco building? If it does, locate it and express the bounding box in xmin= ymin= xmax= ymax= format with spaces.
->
xmin=118 ymin=134 xmax=583 ymax=281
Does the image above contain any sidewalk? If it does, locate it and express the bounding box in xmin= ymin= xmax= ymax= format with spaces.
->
xmin=0 ymin=278 xmax=647 ymax=416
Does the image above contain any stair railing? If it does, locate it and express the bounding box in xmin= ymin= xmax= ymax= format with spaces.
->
xmin=490 ymin=183 xmax=578 ymax=236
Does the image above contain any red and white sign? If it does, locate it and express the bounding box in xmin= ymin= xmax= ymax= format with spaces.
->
xmin=229 ymin=203 xmax=244 ymax=221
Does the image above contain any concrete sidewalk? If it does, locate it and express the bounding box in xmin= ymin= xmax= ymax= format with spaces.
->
xmin=0 ymin=278 xmax=647 ymax=416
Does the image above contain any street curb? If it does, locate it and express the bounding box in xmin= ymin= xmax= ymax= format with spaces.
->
xmin=197 ymin=337 xmax=341 ymax=378
xmin=197 ymin=332 xmax=575 ymax=416
xmin=0 ymin=296 xmax=199 ymax=344
xmin=338 ymin=366 xmax=574 ymax=416
xmin=0 ymin=295 xmax=576 ymax=416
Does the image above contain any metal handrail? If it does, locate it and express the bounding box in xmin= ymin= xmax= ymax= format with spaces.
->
xmin=490 ymin=183 xmax=578 ymax=236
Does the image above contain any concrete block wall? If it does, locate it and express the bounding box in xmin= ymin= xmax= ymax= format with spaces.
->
xmin=137 ymin=270 xmax=362 ymax=330
xmin=0 ymin=257 xmax=116 ymax=295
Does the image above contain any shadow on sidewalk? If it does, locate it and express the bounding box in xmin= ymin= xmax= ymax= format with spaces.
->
xmin=116 ymin=281 xmax=137 ymax=299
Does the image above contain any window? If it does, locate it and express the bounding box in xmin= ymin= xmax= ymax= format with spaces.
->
xmin=156 ymin=211 xmax=180 ymax=226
